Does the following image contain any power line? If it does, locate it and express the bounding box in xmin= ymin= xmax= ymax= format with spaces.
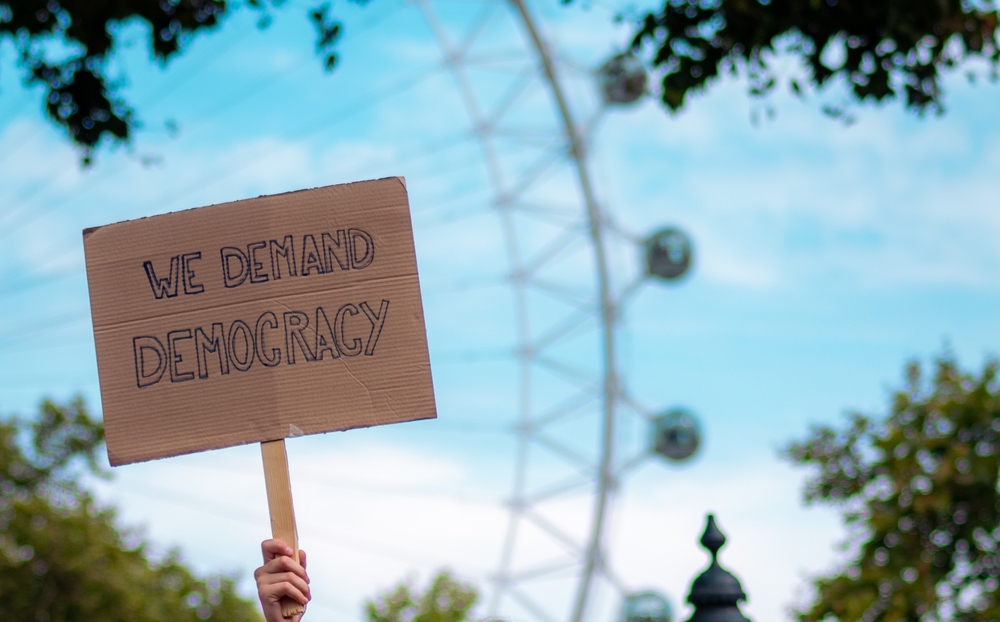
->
xmin=142 ymin=65 xmax=448 ymax=216
xmin=140 ymin=0 xmax=412 ymax=145
xmin=0 ymin=0 xmax=543 ymax=271
xmin=0 ymin=311 xmax=90 ymax=350
xmin=0 ymin=0 xmax=421 ymax=251
xmin=0 ymin=114 xmax=42 ymax=171
xmin=3 ymin=57 xmax=449 ymax=246
xmin=0 ymin=269 xmax=79 ymax=301
xmin=0 ymin=130 xmax=473 ymax=301
xmin=0 ymin=158 xmax=139 ymax=248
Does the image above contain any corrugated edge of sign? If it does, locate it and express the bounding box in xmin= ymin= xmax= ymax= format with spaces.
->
xmin=81 ymin=176 xmax=407 ymax=240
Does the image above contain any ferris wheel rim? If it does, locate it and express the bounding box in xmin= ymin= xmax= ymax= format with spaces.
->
xmin=502 ymin=3 xmax=618 ymax=622
xmin=413 ymin=2 xmax=623 ymax=621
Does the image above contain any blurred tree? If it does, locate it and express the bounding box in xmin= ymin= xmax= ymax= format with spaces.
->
xmin=785 ymin=355 xmax=1000 ymax=622
xmin=631 ymin=0 xmax=1000 ymax=122
xmin=0 ymin=0 xmax=340 ymax=163
xmin=0 ymin=397 xmax=263 ymax=621
xmin=365 ymin=571 xmax=478 ymax=622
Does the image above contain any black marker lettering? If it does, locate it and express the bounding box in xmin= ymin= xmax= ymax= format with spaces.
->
xmin=143 ymin=256 xmax=180 ymax=299
xmin=221 ymin=247 xmax=249 ymax=288
xmin=314 ymin=307 xmax=339 ymax=361
xmin=349 ymin=228 xmax=374 ymax=269
xmin=321 ymin=230 xmax=350 ymax=272
xmin=195 ymin=323 xmax=229 ymax=378
xmin=228 ymin=320 xmax=255 ymax=372
xmin=168 ymin=329 xmax=195 ymax=382
xmin=359 ymin=299 xmax=389 ymax=356
xmin=300 ymin=234 xmax=324 ymax=276
xmin=256 ymin=312 xmax=281 ymax=367
xmin=181 ymin=252 xmax=204 ymax=295
xmin=283 ymin=311 xmax=316 ymax=365
xmin=133 ymin=336 xmax=167 ymax=388
xmin=270 ymin=236 xmax=297 ymax=280
xmin=248 ymin=241 xmax=269 ymax=284
xmin=334 ymin=303 xmax=362 ymax=357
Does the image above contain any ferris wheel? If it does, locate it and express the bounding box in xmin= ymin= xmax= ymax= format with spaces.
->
xmin=0 ymin=0 xmax=700 ymax=617
xmin=411 ymin=2 xmax=703 ymax=622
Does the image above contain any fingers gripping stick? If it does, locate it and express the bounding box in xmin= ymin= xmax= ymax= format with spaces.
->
xmin=261 ymin=439 xmax=306 ymax=618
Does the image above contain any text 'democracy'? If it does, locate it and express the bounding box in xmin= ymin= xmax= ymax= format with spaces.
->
xmin=84 ymin=178 xmax=436 ymax=466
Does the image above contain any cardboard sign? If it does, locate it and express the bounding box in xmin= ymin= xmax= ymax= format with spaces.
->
xmin=84 ymin=177 xmax=436 ymax=466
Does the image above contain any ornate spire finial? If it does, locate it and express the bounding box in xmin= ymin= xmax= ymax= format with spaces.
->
xmin=684 ymin=514 xmax=751 ymax=622
xmin=700 ymin=514 xmax=725 ymax=559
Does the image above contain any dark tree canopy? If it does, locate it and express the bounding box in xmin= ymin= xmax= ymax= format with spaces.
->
xmin=785 ymin=356 xmax=1000 ymax=622
xmin=632 ymin=0 xmax=1000 ymax=119
xmin=0 ymin=1 xmax=339 ymax=163
xmin=5 ymin=1 xmax=999 ymax=162
xmin=0 ymin=398 xmax=262 ymax=621
xmin=2 ymin=0 xmax=230 ymax=159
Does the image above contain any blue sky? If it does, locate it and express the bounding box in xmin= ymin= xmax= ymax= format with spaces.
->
xmin=2 ymin=1 xmax=1000 ymax=621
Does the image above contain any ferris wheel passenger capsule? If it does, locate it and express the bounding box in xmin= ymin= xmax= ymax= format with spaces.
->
xmin=645 ymin=227 xmax=693 ymax=281
xmin=622 ymin=591 xmax=673 ymax=622
xmin=653 ymin=408 xmax=702 ymax=462
xmin=599 ymin=52 xmax=648 ymax=105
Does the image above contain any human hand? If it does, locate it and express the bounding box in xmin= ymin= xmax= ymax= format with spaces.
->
xmin=255 ymin=539 xmax=310 ymax=621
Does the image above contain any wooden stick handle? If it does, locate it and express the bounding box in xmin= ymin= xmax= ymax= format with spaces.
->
xmin=261 ymin=439 xmax=306 ymax=618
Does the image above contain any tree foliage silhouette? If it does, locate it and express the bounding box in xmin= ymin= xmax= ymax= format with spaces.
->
xmin=0 ymin=0 xmax=340 ymax=163
xmin=0 ymin=397 xmax=262 ymax=621
xmin=785 ymin=355 xmax=1000 ymax=622
xmin=365 ymin=571 xmax=478 ymax=622
xmin=631 ymin=0 xmax=999 ymax=121
xmin=5 ymin=1 xmax=999 ymax=161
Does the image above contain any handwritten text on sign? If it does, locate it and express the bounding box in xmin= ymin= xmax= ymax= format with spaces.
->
xmin=84 ymin=178 xmax=436 ymax=466
xmin=132 ymin=229 xmax=388 ymax=388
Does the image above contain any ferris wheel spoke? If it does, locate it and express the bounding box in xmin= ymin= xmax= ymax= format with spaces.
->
xmin=618 ymin=389 xmax=654 ymax=421
xmin=614 ymin=450 xmax=652 ymax=478
xmin=522 ymin=474 xmax=592 ymax=505
xmin=532 ymin=407 xmax=604 ymax=443
xmin=528 ymin=313 xmax=597 ymax=358
xmin=463 ymin=52 xmax=534 ymax=68
xmin=579 ymin=109 xmax=607 ymax=146
xmin=531 ymin=433 xmax=597 ymax=476
xmin=456 ymin=1 xmax=501 ymax=55
xmin=496 ymin=144 xmax=566 ymax=199
xmin=593 ymin=563 xmax=629 ymax=595
xmin=613 ymin=274 xmax=647 ymax=307
xmin=508 ymin=202 xmax=582 ymax=227
xmin=492 ymin=129 xmax=564 ymax=148
xmin=508 ymin=558 xmax=581 ymax=583
xmin=529 ymin=391 xmax=600 ymax=429
xmin=484 ymin=70 xmax=536 ymax=126
xmin=517 ymin=225 xmax=587 ymax=276
xmin=522 ymin=509 xmax=583 ymax=553
xmin=525 ymin=279 xmax=594 ymax=310
xmin=605 ymin=218 xmax=644 ymax=244
xmin=533 ymin=356 xmax=599 ymax=391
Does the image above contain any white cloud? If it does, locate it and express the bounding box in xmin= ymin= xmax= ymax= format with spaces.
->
xmin=590 ymin=76 xmax=1000 ymax=292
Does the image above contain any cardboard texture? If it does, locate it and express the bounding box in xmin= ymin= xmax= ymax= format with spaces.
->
xmin=84 ymin=177 xmax=436 ymax=465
